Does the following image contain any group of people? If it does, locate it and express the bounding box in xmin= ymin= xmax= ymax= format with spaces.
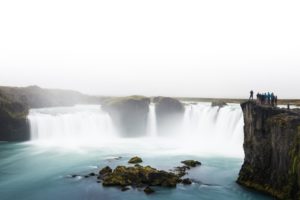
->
xmin=249 ymin=90 xmax=278 ymax=107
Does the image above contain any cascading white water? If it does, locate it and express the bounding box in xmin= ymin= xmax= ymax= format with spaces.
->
xmin=27 ymin=102 xmax=244 ymax=156
xmin=147 ymin=103 xmax=157 ymax=137
xmin=180 ymin=103 xmax=244 ymax=152
xmin=183 ymin=103 xmax=244 ymax=143
xmin=28 ymin=105 xmax=116 ymax=145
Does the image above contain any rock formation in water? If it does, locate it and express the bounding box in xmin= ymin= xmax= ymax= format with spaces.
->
xmin=0 ymin=92 xmax=29 ymax=141
xmin=93 ymin=157 xmax=202 ymax=194
xmin=237 ymin=101 xmax=300 ymax=199
xmin=154 ymin=97 xmax=185 ymax=135
xmin=102 ymin=96 xmax=151 ymax=137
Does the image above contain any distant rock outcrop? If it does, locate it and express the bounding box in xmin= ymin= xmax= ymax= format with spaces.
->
xmin=0 ymin=85 xmax=103 ymax=108
xmin=211 ymin=100 xmax=227 ymax=107
xmin=0 ymin=92 xmax=29 ymax=141
xmin=102 ymin=96 xmax=151 ymax=137
xmin=154 ymin=97 xmax=185 ymax=135
xmin=237 ymin=101 xmax=300 ymax=199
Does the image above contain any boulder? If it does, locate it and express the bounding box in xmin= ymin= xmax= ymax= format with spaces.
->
xmin=181 ymin=160 xmax=201 ymax=167
xmin=144 ymin=186 xmax=155 ymax=194
xmin=99 ymin=166 xmax=112 ymax=177
xmin=102 ymin=96 xmax=150 ymax=137
xmin=182 ymin=178 xmax=192 ymax=185
xmin=128 ymin=156 xmax=143 ymax=164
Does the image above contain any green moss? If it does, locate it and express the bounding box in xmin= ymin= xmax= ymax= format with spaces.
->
xmin=238 ymin=179 xmax=288 ymax=199
xmin=0 ymin=94 xmax=28 ymax=119
xmin=101 ymin=164 xmax=179 ymax=188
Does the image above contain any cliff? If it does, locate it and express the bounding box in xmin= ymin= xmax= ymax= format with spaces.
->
xmin=237 ymin=101 xmax=300 ymax=199
xmin=102 ymin=96 xmax=151 ymax=137
xmin=154 ymin=97 xmax=185 ymax=135
xmin=103 ymin=96 xmax=185 ymax=137
xmin=0 ymin=92 xmax=29 ymax=141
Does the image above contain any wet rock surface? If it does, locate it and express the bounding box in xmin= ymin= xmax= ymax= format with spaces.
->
xmin=128 ymin=156 xmax=143 ymax=164
xmin=181 ymin=160 xmax=202 ymax=167
xmin=101 ymin=165 xmax=179 ymax=187
xmin=74 ymin=157 xmax=202 ymax=195
xmin=144 ymin=186 xmax=155 ymax=194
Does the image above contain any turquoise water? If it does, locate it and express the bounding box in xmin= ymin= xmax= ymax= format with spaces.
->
xmin=0 ymin=142 xmax=271 ymax=200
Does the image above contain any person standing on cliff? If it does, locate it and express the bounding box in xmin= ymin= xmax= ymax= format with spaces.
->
xmin=249 ymin=90 xmax=254 ymax=100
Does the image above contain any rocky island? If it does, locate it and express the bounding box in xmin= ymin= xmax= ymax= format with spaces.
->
xmin=238 ymin=101 xmax=300 ymax=199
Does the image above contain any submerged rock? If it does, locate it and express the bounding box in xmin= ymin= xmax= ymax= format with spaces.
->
xmin=128 ymin=156 xmax=143 ymax=164
xmin=181 ymin=178 xmax=192 ymax=185
xmin=181 ymin=160 xmax=201 ymax=167
xmin=121 ymin=186 xmax=130 ymax=192
xmin=173 ymin=166 xmax=190 ymax=177
xmin=144 ymin=186 xmax=155 ymax=194
xmin=89 ymin=172 xmax=96 ymax=176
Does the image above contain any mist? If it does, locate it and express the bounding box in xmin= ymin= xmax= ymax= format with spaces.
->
xmin=0 ymin=0 xmax=300 ymax=98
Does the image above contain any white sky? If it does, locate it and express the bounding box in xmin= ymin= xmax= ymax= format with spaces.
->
xmin=0 ymin=0 xmax=299 ymax=98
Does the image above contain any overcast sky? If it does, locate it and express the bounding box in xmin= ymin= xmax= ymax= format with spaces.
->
xmin=0 ymin=0 xmax=299 ymax=98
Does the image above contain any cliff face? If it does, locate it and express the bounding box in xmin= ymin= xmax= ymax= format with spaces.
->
xmin=0 ymin=93 xmax=29 ymax=141
xmin=154 ymin=97 xmax=185 ymax=136
xmin=237 ymin=101 xmax=300 ymax=199
xmin=102 ymin=96 xmax=151 ymax=137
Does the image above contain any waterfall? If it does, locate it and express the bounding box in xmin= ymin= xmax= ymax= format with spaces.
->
xmin=28 ymin=105 xmax=116 ymax=143
xmin=27 ymin=102 xmax=244 ymax=155
xmin=179 ymin=103 xmax=244 ymax=155
xmin=147 ymin=103 xmax=157 ymax=137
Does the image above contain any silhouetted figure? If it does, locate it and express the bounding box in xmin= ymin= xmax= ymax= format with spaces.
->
xmin=249 ymin=90 xmax=254 ymax=100
xmin=271 ymin=93 xmax=275 ymax=107
xmin=267 ymin=92 xmax=271 ymax=105
xmin=256 ymin=93 xmax=261 ymax=104
xmin=262 ymin=93 xmax=267 ymax=104
xmin=275 ymin=96 xmax=278 ymax=106
xmin=287 ymin=103 xmax=290 ymax=110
